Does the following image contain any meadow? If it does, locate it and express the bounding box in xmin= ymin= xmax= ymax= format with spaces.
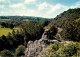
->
xmin=0 ymin=28 xmax=19 ymax=37
xmin=0 ymin=19 xmax=10 ymax=20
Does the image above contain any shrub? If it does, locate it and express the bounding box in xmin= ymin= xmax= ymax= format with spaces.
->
xmin=46 ymin=42 xmax=64 ymax=52
xmin=15 ymin=45 xmax=25 ymax=57
xmin=57 ymin=43 xmax=78 ymax=57
xmin=0 ymin=50 xmax=13 ymax=57
xmin=46 ymin=43 xmax=79 ymax=57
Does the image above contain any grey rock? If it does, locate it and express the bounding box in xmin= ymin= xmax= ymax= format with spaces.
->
xmin=25 ymin=29 xmax=58 ymax=57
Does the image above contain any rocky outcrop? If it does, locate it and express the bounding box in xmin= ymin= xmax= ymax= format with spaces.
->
xmin=25 ymin=29 xmax=58 ymax=57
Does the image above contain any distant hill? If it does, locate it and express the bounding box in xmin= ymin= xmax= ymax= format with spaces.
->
xmin=0 ymin=16 xmax=53 ymax=23
xmin=50 ymin=8 xmax=80 ymax=27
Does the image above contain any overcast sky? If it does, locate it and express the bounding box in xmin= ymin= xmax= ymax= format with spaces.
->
xmin=0 ymin=0 xmax=80 ymax=18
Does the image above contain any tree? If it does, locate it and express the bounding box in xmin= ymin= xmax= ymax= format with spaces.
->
xmin=9 ymin=24 xmax=14 ymax=29
xmin=1 ymin=35 xmax=10 ymax=49
xmin=20 ymin=21 xmax=44 ymax=41
xmin=15 ymin=45 xmax=25 ymax=57
xmin=49 ymin=25 xmax=57 ymax=36
xmin=57 ymin=43 xmax=78 ymax=57
xmin=1 ymin=22 xmax=6 ymax=28
xmin=48 ymin=25 xmax=58 ymax=39
xmin=62 ymin=19 xmax=80 ymax=41
xmin=1 ymin=35 xmax=7 ymax=41
xmin=12 ymin=29 xmax=15 ymax=37
xmin=0 ymin=50 xmax=13 ymax=57
xmin=46 ymin=43 xmax=78 ymax=57
xmin=16 ymin=30 xmax=19 ymax=34
xmin=23 ymin=29 xmax=27 ymax=47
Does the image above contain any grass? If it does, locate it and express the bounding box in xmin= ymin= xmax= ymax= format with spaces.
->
xmin=0 ymin=19 xmax=11 ymax=22
xmin=0 ymin=28 xmax=19 ymax=37
xmin=0 ymin=19 xmax=11 ymax=20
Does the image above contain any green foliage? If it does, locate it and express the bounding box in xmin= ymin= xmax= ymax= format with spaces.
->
xmin=50 ymin=8 xmax=80 ymax=27
xmin=23 ymin=29 xmax=28 ymax=47
xmin=20 ymin=21 xmax=48 ymax=40
xmin=62 ymin=20 xmax=80 ymax=41
xmin=46 ymin=43 xmax=79 ymax=57
xmin=0 ymin=28 xmax=24 ymax=51
xmin=49 ymin=8 xmax=80 ymax=41
xmin=46 ymin=42 xmax=64 ymax=52
xmin=0 ymin=35 xmax=10 ymax=50
xmin=0 ymin=50 xmax=13 ymax=57
xmin=0 ymin=21 xmax=49 ymax=56
xmin=15 ymin=45 xmax=25 ymax=57
xmin=57 ymin=43 xmax=78 ymax=57
xmin=0 ymin=16 xmax=52 ymax=23
xmin=49 ymin=25 xmax=57 ymax=36
xmin=0 ymin=22 xmax=14 ymax=28
xmin=44 ymin=25 xmax=58 ymax=39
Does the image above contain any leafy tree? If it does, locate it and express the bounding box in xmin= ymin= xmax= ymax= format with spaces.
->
xmin=9 ymin=24 xmax=14 ymax=29
xmin=23 ymin=29 xmax=29 ymax=47
xmin=46 ymin=43 xmax=79 ymax=57
xmin=46 ymin=42 xmax=64 ymax=52
xmin=20 ymin=21 xmax=44 ymax=41
xmin=47 ymin=25 xmax=58 ymax=39
xmin=0 ymin=50 xmax=13 ymax=57
xmin=1 ymin=22 xmax=6 ymax=28
xmin=2 ymin=35 xmax=7 ymax=41
xmin=62 ymin=19 xmax=80 ymax=41
xmin=16 ymin=30 xmax=19 ymax=34
xmin=1 ymin=35 xmax=10 ymax=49
xmin=15 ymin=45 xmax=25 ymax=57
xmin=12 ymin=29 xmax=15 ymax=37
xmin=57 ymin=43 xmax=78 ymax=57
xmin=49 ymin=25 xmax=57 ymax=36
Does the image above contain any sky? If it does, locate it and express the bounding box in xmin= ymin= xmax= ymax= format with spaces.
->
xmin=0 ymin=0 xmax=80 ymax=18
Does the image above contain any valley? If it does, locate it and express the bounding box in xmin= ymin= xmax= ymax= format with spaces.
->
xmin=0 ymin=8 xmax=80 ymax=57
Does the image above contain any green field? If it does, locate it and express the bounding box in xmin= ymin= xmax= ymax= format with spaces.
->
xmin=0 ymin=28 xmax=19 ymax=37
xmin=0 ymin=19 xmax=11 ymax=22
xmin=0 ymin=19 xmax=10 ymax=20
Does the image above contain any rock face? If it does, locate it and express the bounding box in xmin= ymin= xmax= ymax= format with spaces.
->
xmin=25 ymin=29 xmax=58 ymax=57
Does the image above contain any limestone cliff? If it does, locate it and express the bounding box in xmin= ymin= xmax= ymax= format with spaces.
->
xmin=25 ymin=29 xmax=58 ymax=57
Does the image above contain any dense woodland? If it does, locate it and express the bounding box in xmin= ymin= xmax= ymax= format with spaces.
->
xmin=43 ymin=8 xmax=80 ymax=57
xmin=49 ymin=8 xmax=80 ymax=41
xmin=0 ymin=20 xmax=50 ymax=56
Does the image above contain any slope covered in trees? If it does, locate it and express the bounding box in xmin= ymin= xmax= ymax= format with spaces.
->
xmin=50 ymin=8 xmax=80 ymax=27
xmin=49 ymin=8 xmax=80 ymax=41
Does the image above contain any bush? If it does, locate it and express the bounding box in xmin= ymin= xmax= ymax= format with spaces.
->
xmin=20 ymin=21 xmax=45 ymax=40
xmin=0 ymin=50 xmax=13 ymax=57
xmin=46 ymin=43 xmax=79 ymax=57
xmin=15 ymin=45 xmax=25 ymax=57
xmin=62 ymin=19 xmax=80 ymax=41
xmin=57 ymin=43 xmax=78 ymax=57
xmin=46 ymin=42 xmax=64 ymax=52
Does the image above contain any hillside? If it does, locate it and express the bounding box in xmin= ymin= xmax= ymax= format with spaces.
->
xmin=42 ymin=8 xmax=80 ymax=57
xmin=50 ymin=8 xmax=80 ymax=27
xmin=0 ymin=16 xmax=52 ymax=23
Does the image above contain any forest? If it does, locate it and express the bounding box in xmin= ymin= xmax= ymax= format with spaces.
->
xmin=0 ymin=20 xmax=50 ymax=56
